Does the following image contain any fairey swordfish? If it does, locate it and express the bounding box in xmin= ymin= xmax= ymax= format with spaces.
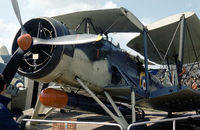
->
xmin=3 ymin=0 xmax=200 ymax=129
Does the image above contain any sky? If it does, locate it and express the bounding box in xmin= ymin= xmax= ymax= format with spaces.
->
xmin=0 ymin=0 xmax=200 ymax=54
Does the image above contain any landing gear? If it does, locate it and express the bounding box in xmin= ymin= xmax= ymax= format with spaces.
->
xmin=24 ymin=99 xmax=55 ymax=130
xmin=24 ymin=91 xmax=55 ymax=130
xmin=76 ymin=77 xmax=129 ymax=130
xmin=196 ymin=109 xmax=200 ymax=115
xmin=60 ymin=109 xmax=67 ymax=113
xmin=136 ymin=108 xmax=145 ymax=120
xmin=168 ymin=111 xmax=173 ymax=117
xmin=17 ymin=115 xmax=31 ymax=130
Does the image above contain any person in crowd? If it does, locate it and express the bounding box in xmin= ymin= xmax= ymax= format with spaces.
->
xmin=0 ymin=74 xmax=20 ymax=130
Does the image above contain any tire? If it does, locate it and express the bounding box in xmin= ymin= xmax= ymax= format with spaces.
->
xmin=16 ymin=115 xmax=31 ymax=130
xmin=136 ymin=108 xmax=145 ymax=120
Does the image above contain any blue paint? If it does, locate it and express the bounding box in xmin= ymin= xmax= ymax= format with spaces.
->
xmin=143 ymin=29 xmax=150 ymax=97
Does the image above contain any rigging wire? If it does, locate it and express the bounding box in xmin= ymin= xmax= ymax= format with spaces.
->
xmin=162 ymin=21 xmax=181 ymax=64
xmin=147 ymin=33 xmax=164 ymax=62
xmin=183 ymin=21 xmax=200 ymax=77
xmin=185 ymin=22 xmax=198 ymax=62
xmin=103 ymin=16 xmax=122 ymax=35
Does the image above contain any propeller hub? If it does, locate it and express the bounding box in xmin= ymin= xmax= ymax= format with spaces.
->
xmin=17 ymin=34 xmax=32 ymax=51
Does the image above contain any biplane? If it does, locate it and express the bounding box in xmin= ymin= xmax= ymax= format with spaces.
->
xmin=3 ymin=0 xmax=200 ymax=129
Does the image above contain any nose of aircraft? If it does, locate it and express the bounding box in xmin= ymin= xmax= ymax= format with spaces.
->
xmin=17 ymin=34 xmax=32 ymax=51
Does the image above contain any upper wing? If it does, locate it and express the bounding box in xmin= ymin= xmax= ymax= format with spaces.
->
xmin=53 ymin=7 xmax=144 ymax=34
xmin=127 ymin=12 xmax=200 ymax=64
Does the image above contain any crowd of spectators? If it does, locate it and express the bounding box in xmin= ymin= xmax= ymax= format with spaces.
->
xmin=184 ymin=75 xmax=200 ymax=89
xmin=152 ymin=63 xmax=200 ymax=89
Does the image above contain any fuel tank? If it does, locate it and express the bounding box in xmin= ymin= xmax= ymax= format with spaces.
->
xmin=40 ymin=88 xmax=68 ymax=108
xmin=39 ymin=88 xmax=131 ymax=115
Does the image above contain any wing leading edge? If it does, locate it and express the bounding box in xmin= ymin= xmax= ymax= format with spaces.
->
xmin=53 ymin=7 xmax=144 ymax=34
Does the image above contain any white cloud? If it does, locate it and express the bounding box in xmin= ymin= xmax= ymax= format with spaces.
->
xmin=44 ymin=3 xmax=95 ymax=16
xmin=1 ymin=0 xmax=118 ymax=53
xmin=101 ymin=1 xmax=118 ymax=9
xmin=25 ymin=0 xmax=138 ymax=56
xmin=0 ymin=20 xmax=19 ymax=34
xmin=109 ymin=33 xmax=138 ymax=45
xmin=184 ymin=2 xmax=193 ymax=8
xmin=0 ymin=19 xmax=19 ymax=53
xmin=27 ymin=0 xmax=113 ymax=9
xmin=25 ymin=0 xmax=136 ymax=56
xmin=2 ymin=0 xmax=119 ymax=53
xmin=140 ymin=17 xmax=155 ymax=26
xmin=26 ymin=0 xmax=118 ymax=17
xmin=108 ymin=33 xmax=140 ymax=56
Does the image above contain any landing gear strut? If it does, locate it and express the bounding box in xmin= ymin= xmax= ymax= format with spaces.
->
xmin=76 ymin=77 xmax=128 ymax=130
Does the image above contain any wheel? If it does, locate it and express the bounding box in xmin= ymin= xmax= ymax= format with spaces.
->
xmin=16 ymin=115 xmax=31 ymax=130
xmin=196 ymin=109 xmax=200 ymax=115
xmin=168 ymin=111 xmax=173 ymax=118
xmin=136 ymin=108 xmax=145 ymax=120
xmin=60 ymin=109 xmax=66 ymax=113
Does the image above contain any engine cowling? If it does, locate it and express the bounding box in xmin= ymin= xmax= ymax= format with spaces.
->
xmin=12 ymin=17 xmax=69 ymax=79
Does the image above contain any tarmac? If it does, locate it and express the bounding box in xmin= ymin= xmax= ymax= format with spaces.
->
xmin=19 ymin=108 xmax=200 ymax=130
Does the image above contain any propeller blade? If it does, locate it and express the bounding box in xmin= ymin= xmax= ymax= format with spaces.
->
xmin=33 ymin=34 xmax=103 ymax=45
xmin=2 ymin=33 xmax=32 ymax=86
xmin=11 ymin=0 xmax=26 ymax=34
xmin=2 ymin=48 xmax=25 ymax=86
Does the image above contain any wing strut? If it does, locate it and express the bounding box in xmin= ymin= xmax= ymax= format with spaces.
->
xmin=143 ymin=29 xmax=150 ymax=97
xmin=176 ymin=14 xmax=186 ymax=87
xmin=131 ymin=89 xmax=136 ymax=123
xmin=75 ymin=18 xmax=98 ymax=34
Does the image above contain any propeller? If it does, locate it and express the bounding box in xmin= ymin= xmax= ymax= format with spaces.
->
xmin=3 ymin=0 xmax=103 ymax=86
xmin=32 ymin=34 xmax=103 ymax=45
xmin=11 ymin=0 xmax=32 ymax=50
xmin=2 ymin=48 xmax=25 ymax=85
xmin=11 ymin=0 xmax=103 ymax=47
xmin=11 ymin=0 xmax=32 ymax=51
xmin=2 ymin=0 xmax=32 ymax=86
xmin=11 ymin=0 xmax=27 ymax=35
